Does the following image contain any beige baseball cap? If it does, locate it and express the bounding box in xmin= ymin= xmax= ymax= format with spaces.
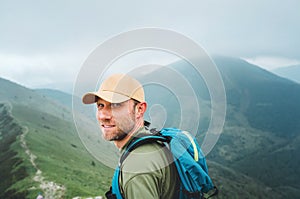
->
xmin=82 ymin=73 xmax=145 ymax=104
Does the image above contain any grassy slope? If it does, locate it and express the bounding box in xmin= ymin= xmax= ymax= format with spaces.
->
xmin=207 ymin=160 xmax=283 ymax=199
xmin=10 ymin=104 xmax=113 ymax=198
xmin=205 ymin=102 xmax=300 ymax=197
xmin=0 ymin=103 xmax=29 ymax=199
xmin=1 ymin=78 xmax=114 ymax=198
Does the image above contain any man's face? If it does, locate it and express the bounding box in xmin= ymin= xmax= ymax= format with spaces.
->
xmin=96 ymin=98 xmax=137 ymax=141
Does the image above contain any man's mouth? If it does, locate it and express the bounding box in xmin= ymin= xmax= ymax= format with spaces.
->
xmin=101 ymin=124 xmax=116 ymax=128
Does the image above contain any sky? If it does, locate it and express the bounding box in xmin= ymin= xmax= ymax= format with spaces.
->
xmin=0 ymin=0 xmax=299 ymax=93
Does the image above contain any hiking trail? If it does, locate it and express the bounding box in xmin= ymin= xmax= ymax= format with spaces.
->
xmin=20 ymin=126 xmax=66 ymax=199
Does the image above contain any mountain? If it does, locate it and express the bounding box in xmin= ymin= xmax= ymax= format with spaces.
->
xmin=200 ymin=57 xmax=300 ymax=198
xmin=213 ymin=57 xmax=300 ymax=137
xmin=136 ymin=56 xmax=300 ymax=137
xmin=129 ymin=56 xmax=300 ymax=198
xmin=35 ymin=88 xmax=73 ymax=109
xmin=272 ymin=65 xmax=300 ymax=84
xmin=0 ymin=78 xmax=113 ymax=198
xmin=1 ymin=55 xmax=300 ymax=198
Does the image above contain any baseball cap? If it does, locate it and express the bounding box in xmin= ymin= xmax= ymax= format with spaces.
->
xmin=82 ymin=73 xmax=145 ymax=104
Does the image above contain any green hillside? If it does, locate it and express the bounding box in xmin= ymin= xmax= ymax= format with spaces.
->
xmin=35 ymin=88 xmax=73 ymax=109
xmin=201 ymin=57 xmax=300 ymax=197
xmin=0 ymin=78 xmax=113 ymax=198
xmin=207 ymin=160 xmax=283 ymax=199
xmin=214 ymin=57 xmax=300 ymax=137
xmin=0 ymin=103 xmax=28 ymax=198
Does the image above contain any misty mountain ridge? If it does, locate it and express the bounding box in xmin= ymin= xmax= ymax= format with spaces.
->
xmin=213 ymin=56 xmax=300 ymax=137
xmin=272 ymin=64 xmax=300 ymax=84
xmin=1 ymin=56 xmax=300 ymax=198
xmin=143 ymin=56 xmax=300 ymax=137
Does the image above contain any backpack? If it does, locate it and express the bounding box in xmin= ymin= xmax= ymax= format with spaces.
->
xmin=105 ymin=127 xmax=218 ymax=199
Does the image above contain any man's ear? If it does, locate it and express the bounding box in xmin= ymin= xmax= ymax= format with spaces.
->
xmin=136 ymin=102 xmax=147 ymax=117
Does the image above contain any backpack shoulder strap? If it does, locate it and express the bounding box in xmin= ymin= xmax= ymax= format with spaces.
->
xmin=120 ymin=134 xmax=169 ymax=164
xmin=108 ymin=132 xmax=169 ymax=199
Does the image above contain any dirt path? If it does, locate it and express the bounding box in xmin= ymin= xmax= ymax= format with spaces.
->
xmin=20 ymin=126 xmax=66 ymax=199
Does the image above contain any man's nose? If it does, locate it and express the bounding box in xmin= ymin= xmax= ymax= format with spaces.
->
xmin=97 ymin=108 xmax=112 ymax=120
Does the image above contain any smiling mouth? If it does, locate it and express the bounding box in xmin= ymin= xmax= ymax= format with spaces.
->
xmin=101 ymin=124 xmax=116 ymax=128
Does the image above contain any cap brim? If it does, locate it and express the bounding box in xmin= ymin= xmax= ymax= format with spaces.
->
xmin=82 ymin=91 xmax=130 ymax=104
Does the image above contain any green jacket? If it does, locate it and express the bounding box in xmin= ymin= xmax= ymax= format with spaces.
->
xmin=119 ymin=127 xmax=179 ymax=199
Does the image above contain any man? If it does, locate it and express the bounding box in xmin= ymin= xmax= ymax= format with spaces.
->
xmin=82 ymin=73 xmax=179 ymax=199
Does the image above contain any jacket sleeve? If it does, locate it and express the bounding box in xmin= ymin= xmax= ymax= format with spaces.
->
xmin=122 ymin=172 xmax=162 ymax=199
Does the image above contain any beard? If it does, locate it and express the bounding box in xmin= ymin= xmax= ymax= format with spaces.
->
xmin=101 ymin=111 xmax=136 ymax=141
xmin=108 ymin=130 xmax=127 ymax=141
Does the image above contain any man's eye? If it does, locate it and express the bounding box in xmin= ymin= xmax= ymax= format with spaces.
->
xmin=111 ymin=103 xmax=121 ymax=108
xmin=97 ymin=103 xmax=104 ymax=109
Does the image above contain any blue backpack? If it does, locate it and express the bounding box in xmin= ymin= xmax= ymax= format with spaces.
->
xmin=105 ymin=128 xmax=218 ymax=199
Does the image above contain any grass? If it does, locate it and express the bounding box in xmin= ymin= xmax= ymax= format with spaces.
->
xmin=9 ymin=104 xmax=113 ymax=198
xmin=0 ymin=103 xmax=30 ymax=198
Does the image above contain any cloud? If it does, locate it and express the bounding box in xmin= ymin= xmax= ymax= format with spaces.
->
xmin=243 ymin=56 xmax=300 ymax=70
xmin=0 ymin=49 xmax=180 ymax=92
xmin=106 ymin=50 xmax=181 ymax=75
xmin=1 ymin=0 xmax=300 ymax=91
xmin=0 ymin=53 xmax=82 ymax=91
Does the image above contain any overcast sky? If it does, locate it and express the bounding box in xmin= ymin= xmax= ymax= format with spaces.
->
xmin=0 ymin=0 xmax=299 ymax=93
